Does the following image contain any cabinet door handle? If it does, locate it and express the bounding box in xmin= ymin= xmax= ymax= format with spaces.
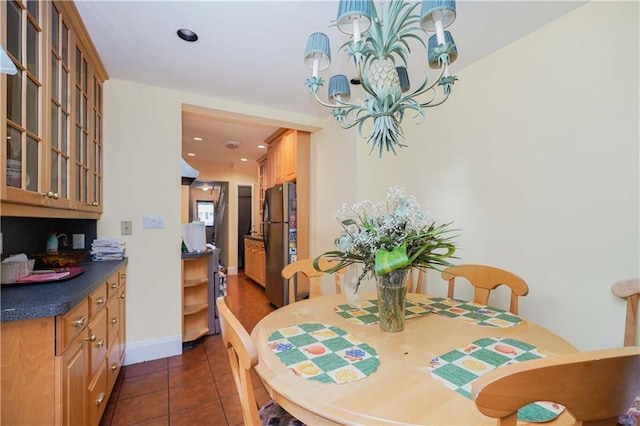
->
xmin=111 ymin=317 xmax=118 ymax=325
xmin=120 ymin=274 xmax=126 ymax=279
xmin=111 ymin=282 xmax=118 ymax=289
xmin=111 ymin=363 xmax=118 ymax=372
xmin=73 ymin=316 xmax=87 ymax=328
xmin=96 ymin=339 xmax=105 ymax=348
xmin=85 ymin=334 xmax=96 ymax=342
xmin=96 ymin=392 xmax=106 ymax=406
xmin=120 ymin=292 xmax=126 ymax=299
xmin=92 ymin=201 xmax=99 ymax=207
xmin=96 ymin=297 xmax=105 ymax=305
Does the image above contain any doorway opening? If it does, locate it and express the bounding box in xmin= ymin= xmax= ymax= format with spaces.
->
xmin=237 ymin=184 xmax=253 ymax=271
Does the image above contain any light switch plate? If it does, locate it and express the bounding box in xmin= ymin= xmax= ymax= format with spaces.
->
xmin=143 ymin=215 xmax=165 ymax=229
xmin=121 ymin=221 xmax=133 ymax=235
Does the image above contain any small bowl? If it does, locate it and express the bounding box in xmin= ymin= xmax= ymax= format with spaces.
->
xmin=31 ymin=250 xmax=89 ymax=268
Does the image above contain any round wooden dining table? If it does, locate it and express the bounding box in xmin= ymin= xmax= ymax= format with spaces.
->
xmin=250 ymin=292 xmax=579 ymax=425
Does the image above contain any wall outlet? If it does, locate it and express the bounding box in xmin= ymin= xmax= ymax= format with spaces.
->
xmin=72 ymin=234 xmax=85 ymax=250
xmin=121 ymin=221 xmax=133 ymax=235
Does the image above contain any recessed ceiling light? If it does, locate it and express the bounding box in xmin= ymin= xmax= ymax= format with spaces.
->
xmin=177 ymin=29 xmax=198 ymax=43
xmin=187 ymin=152 xmax=196 ymax=157
xmin=240 ymin=158 xmax=248 ymax=162
xmin=257 ymin=144 xmax=266 ymax=149
xmin=193 ymin=137 xmax=203 ymax=141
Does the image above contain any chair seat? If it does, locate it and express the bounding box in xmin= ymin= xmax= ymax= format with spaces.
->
xmin=618 ymin=394 xmax=640 ymax=426
xmin=259 ymin=400 xmax=304 ymax=426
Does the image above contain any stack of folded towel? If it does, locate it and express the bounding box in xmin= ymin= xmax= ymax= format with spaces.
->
xmin=91 ymin=237 xmax=126 ymax=261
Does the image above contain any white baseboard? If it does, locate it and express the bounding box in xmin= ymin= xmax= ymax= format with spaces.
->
xmin=123 ymin=334 xmax=183 ymax=366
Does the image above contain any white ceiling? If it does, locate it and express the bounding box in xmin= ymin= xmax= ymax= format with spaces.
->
xmin=74 ymin=0 xmax=585 ymax=166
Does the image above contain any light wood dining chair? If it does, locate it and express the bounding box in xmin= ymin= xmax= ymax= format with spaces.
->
xmin=407 ymin=268 xmax=426 ymax=293
xmin=216 ymin=296 xmax=302 ymax=426
xmin=472 ymin=346 xmax=640 ymax=426
xmin=440 ymin=264 xmax=529 ymax=315
xmin=611 ymin=278 xmax=640 ymax=347
xmin=611 ymin=278 xmax=640 ymax=426
xmin=282 ymin=258 xmax=342 ymax=304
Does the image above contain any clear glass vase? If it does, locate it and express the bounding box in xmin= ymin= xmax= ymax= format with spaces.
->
xmin=375 ymin=268 xmax=409 ymax=332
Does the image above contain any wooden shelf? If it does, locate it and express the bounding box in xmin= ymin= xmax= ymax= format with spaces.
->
xmin=183 ymin=278 xmax=208 ymax=288
xmin=183 ymin=327 xmax=209 ymax=343
xmin=183 ymin=303 xmax=208 ymax=316
xmin=181 ymin=256 xmax=211 ymax=343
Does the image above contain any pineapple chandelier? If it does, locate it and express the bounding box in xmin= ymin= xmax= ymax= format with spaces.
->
xmin=304 ymin=0 xmax=458 ymax=157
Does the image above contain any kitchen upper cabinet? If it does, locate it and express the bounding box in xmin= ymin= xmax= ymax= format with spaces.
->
xmin=1 ymin=0 xmax=107 ymax=219
xmin=265 ymin=129 xmax=305 ymax=188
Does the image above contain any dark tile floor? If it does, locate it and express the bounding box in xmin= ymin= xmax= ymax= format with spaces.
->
xmin=100 ymin=272 xmax=275 ymax=426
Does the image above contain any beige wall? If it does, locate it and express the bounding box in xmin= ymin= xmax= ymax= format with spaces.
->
xmin=353 ymin=1 xmax=639 ymax=350
xmin=102 ymin=1 xmax=638 ymax=363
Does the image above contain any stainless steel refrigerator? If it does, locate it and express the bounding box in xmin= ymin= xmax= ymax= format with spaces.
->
xmin=262 ymin=182 xmax=297 ymax=307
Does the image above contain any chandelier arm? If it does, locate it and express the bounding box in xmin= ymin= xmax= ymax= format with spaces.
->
xmin=407 ymin=65 xmax=448 ymax=100
xmin=421 ymin=91 xmax=450 ymax=108
xmin=312 ymin=91 xmax=351 ymax=109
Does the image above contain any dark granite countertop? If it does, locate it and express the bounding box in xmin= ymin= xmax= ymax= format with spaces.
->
xmin=1 ymin=258 xmax=128 ymax=322
xmin=244 ymin=235 xmax=264 ymax=241
xmin=181 ymin=249 xmax=214 ymax=259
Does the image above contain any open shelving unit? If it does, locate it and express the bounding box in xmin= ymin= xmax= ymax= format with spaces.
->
xmin=181 ymin=256 xmax=210 ymax=342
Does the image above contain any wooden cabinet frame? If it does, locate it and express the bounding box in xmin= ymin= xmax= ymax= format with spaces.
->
xmin=1 ymin=0 xmax=107 ymax=219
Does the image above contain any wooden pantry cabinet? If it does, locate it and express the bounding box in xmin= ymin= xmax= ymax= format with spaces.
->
xmin=1 ymin=265 xmax=127 ymax=426
xmin=0 ymin=0 xmax=107 ymax=219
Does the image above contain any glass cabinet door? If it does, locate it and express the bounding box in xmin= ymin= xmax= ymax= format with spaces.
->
xmin=4 ymin=0 xmax=45 ymax=205
xmin=47 ymin=2 xmax=72 ymax=208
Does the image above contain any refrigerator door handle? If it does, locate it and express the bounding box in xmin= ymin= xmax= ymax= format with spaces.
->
xmin=263 ymin=222 xmax=270 ymax=256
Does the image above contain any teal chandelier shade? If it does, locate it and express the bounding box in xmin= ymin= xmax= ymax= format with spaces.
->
xmin=328 ymin=75 xmax=351 ymax=101
xmin=420 ymin=0 xmax=457 ymax=33
xmin=0 ymin=44 xmax=18 ymax=75
xmin=428 ymin=31 xmax=457 ymax=68
xmin=304 ymin=32 xmax=331 ymax=75
xmin=304 ymin=0 xmax=459 ymax=157
xmin=396 ymin=67 xmax=410 ymax=93
xmin=336 ymin=0 xmax=372 ymax=35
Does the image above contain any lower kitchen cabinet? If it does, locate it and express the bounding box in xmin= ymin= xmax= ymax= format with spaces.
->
xmin=0 ymin=264 xmax=127 ymax=426
xmin=244 ymin=237 xmax=266 ymax=287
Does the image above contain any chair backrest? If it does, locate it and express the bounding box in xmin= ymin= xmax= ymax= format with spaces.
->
xmin=282 ymin=258 xmax=341 ymax=304
xmin=407 ymin=268 xmax=425 ymax=293
xmin=216 ymin=296 xmax=261 ymax=425
xmin=440 ymin=264 xmax=529 ymax=314
xmin=611 ymin=278 xmax=640 ymax=346
xmin=472 ymin=346 xmax=640 ymax=426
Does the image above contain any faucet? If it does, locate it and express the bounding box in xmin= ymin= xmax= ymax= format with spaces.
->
xmin=57 ymin=234 xmax=68 ymax=248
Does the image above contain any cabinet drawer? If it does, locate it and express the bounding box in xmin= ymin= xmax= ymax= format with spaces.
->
xmin=107 ymin=295 xmax=120 ymax=350
xmin=89 ymin=283 xmax=108 ymax=318
xmin=57 ymin=299 xmax=89 ymax=354
xmin=107 ymin=341 xmax=122 ymax=392
xmin=88 ymin=308 xmax=108 ymax=379
xmin=88 ymin=361 xmax=108 ymax=426
xmin=106 ymin=272 xmax=120 ymax=299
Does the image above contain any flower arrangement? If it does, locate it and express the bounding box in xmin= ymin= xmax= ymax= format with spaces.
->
xmin=314 ymin=186 xmax=458 ymax=291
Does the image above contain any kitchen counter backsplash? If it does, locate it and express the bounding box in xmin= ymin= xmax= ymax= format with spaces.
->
xmin=1 ymin=217 xmax=97 ymax=257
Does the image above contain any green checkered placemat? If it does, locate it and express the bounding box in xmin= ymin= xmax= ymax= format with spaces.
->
xmin=267 ymin=323 xmax=380 ymax=384
xmin=334 ymin=299 xmax=434 ymax=325
xmin=426 ymin=337 xmax=564 ymax=422
xmin=421 ymin=297 xmax=522 ymax=328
